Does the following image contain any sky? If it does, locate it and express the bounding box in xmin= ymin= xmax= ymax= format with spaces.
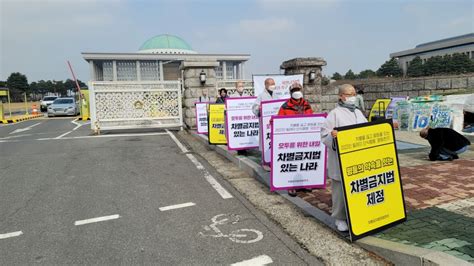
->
xmin=1 ymin=0 xmax=473 ymax=83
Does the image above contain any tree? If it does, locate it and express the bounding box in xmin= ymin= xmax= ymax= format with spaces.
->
xmin=7 ymin=72 xmax=29 ymax=93
xmin=358 ymin=69 xmax=376 ymax=79
xmin=344 ymin=69 xmax=357 ymax=80
xmin=450 ymin=53 xmax=474 ymax=74
xmin=407 ymin=56 xmax=424 ymax=77
xmin=423 ymin=56 xmax=444 ymax=76
xmin=376 ymin=58 xmax=403 ymax=77
xmin=331 ymin=72 xmax=343 ymax=80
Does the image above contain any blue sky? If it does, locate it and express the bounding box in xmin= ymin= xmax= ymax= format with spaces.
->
xmin=1 ymin=0 xmax=472 ymax=82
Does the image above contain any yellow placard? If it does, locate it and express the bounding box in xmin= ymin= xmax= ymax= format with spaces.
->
xmin=208 ymin=104 xmax=227 ymax=145
xmin=337 ymin=121 xmax=406 ymax=240
xmin=368 ymin=99 xmax=391 ymax=122
xmin=80 ymin=89 xmax=90 ymax=119
xmin=0 ymin=90 xmax=7 ymax=96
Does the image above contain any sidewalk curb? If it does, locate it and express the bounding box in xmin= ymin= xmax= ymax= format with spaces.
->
xmin=0 ymin=114 xmax=43 ymax=124
xmin=190 ymin=131 xmax=470 ymax=266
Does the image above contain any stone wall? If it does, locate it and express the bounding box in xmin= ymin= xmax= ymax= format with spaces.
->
xmin=322 ymin=74 xmax=474 ymax=112
xmin=181 ymin=60 xmax=219 ymax=128
xmin=280 ymin=57 xmax=327 ymax=112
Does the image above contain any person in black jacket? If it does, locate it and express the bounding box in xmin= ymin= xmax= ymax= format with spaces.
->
xmin=420 ymin=127 xmax=471 ymax=161
xmin=216 ymin=88 xmax=228 ymax=104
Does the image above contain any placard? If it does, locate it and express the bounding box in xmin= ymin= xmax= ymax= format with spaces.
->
xmin=225 ymin=97 xmax=259 ymax=150
xmin=336 ymin=120 xmax=406 ymax=241
xmin=208 ymin=104 xmax=227 ymax=145
xmin=271 ymin=114 xmax=327 ymax=191
xmin=260 ymin=99 xmax=286 ymax=165
xmin=253 ymin=74 xmax=303 ymax=100
xmin=195 ymin=102 xmax=209 ymax=134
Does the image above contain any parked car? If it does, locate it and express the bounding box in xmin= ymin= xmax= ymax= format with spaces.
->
xmin=47 ymin=97 xmax=80 ymax=117
xmin=40 ymin=96 xmax=58 ymax=112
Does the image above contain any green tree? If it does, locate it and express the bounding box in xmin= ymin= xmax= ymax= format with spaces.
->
xmin=423 ymin=56 xmax=444 ymax=76
xmin=407 ymin=56 xmax=424 ymax=77
xmin=344 ymin=69 xmax=357 ymax=80
xmin=358 ymin=69 xmax=376 ymax=79
xmin=450 ymin=53 xmax=474 ymax=74
xmin=7 ymin=72 xmax=29 ymax=93
xmin=331 ymin=72 xmax=343 ymax=80
xmin=376 ymin=58 xmax=403 ymax=77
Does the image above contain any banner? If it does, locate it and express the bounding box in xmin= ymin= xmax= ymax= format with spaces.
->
xmin=195 ymin=102 xmax=209 ymax=134
xmin=225 ymin=97 xmax=259 ymax=150
xmin=260 ymin=99 xmax=286 ymax=165
xmin=271 ymin=114 xmax=327 ymax=191
xmin=208 ymin=104 xmax=227 ymax=145
xmin=252 ymin=74 xmax=303 ymax=100
xmin=336 ymin=120 xmax=406 ymax=241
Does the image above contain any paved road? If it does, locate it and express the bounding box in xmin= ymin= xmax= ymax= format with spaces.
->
xmin=0 ymin=118 xmax=320 ymax=265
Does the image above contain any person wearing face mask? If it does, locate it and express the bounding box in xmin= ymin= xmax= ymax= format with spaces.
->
xmin=252 ymin=78 xmax=277 ymax=117
xmin=320 ymin=84 xmax=367 ymax=232
xmin=278 ymin=82 xmax=314 ymax=197
xmin=252 ymin=78 xmax=278 ymax=171
xmin=231 ymin=81 xmax=246 ymax=98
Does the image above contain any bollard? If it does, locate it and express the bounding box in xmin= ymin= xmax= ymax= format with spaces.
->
xmin=32 ymin=104 xmax=38 ymax=115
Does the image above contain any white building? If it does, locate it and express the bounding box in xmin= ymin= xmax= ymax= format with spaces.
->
xmin=390 ymin=33 xmax=474 ymax=75
xmin=82 ymin=34 xmax=250 ymax=82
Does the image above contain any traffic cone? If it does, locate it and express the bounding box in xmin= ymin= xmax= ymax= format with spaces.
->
xmin=32 ymin=104 xmax=38 ymax=115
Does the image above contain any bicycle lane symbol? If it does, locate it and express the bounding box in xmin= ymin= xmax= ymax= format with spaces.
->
xmin=199 ymin=214 xmax=264 ymax=244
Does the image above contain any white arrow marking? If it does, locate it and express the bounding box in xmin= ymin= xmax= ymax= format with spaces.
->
xmin=9 ymin=122 xmax=41 ymax=134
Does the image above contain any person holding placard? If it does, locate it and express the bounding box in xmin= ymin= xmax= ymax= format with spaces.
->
xmin=277 ymin=82 xmax=314 ymax=197
xmin=231 ymin=81 xmax=246 ymax=98
xmin=253 ymin=78 xmax=278 ymax=171
xmin=321 ymin=84 xmax=367 ymax=232
xmin=216 ymin=88 xmax=228 ymax=103
xmin=252 ymin=78 xmax=277 ymax=117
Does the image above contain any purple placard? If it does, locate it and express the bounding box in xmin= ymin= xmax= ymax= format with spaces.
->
xmin=260 ymin=99 xmax=287 ymax=165
xmin=270 ymin=113 xmax=328 ymax=191
xmin=225 ymin=97 xmax=259 ymax=150
xmin=195 ymin=101 xmax=211 ymax=134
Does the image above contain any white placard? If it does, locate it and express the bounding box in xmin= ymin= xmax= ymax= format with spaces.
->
xmin=271 ymin=114 xmax=327 ymax=191
xmin=225 ymin=97 xmax=259 ymax=150
xmin=260 ymin=99 xmax=286 ymax=165
xmin=253 ymin=74 xmax=304 ymax=100
xmin=195 ymin=102 xmax=209 ymax=134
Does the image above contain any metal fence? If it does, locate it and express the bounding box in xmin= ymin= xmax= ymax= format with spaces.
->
xmin=89 ymin=81 xmax=182 ymax=131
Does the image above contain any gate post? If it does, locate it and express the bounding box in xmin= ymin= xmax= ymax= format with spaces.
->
xmin=180 ymin=60 xmax=219 ymax=129
xmin=280 ymin=57 xmax=327 ymax=112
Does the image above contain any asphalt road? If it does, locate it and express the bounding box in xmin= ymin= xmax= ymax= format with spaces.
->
xmin=0 ymin=118 xmax=321 ymax=265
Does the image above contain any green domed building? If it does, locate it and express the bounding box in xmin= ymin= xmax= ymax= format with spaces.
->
xmin=83 ymin=34 xmax=249 ymax=81
xmin=138 ymin=34 xmax=197 ymax=54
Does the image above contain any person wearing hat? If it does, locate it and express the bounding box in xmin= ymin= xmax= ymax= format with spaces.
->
xmin=278 ymin=83 xmax=313 ymax=116
xmin=216 ymin=88 xmax=228 ymax=103
xmin=277 ymin=82 xmax=314 ymax=197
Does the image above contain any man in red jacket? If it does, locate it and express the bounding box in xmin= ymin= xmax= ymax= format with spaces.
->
xmin=278 ymin=83 xmax=313 ymax=116
xmin=278 ymin=83 xmax=314 ymax=196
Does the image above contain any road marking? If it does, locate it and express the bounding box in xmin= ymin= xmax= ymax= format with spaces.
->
xmin=9 ymin=122 xmax=41 ymax=134
xmin=54 ymin=119 xmax=88 ymax=139
xmin=231 ymin=255 xmax=273 ymax=266
xmin=166 ymin=130 xmax=233 ymax=199
xmin=0 ymin=231 xmax=23 ymax=240
xmin=159 ymin=202 xmax=196 ymax=211
xmin=38 ymin=132 xmax=168 ymax=141
xmin=0 ymin=133 xmax=33 ymax=140
xmin=74 ymin=214 xmax=120 ymax=226
xmin=55 ymin=130 xmax=73 ymax=139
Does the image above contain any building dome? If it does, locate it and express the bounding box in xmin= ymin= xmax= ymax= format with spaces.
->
xmin=138 ymin=34 xmax=197 ymax=54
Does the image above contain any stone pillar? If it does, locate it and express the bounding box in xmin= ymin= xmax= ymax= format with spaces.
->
xmin=280 ymin=57 xmax=327 ymax=112
xmin=180 ymin=60 xmax=219 ymax=129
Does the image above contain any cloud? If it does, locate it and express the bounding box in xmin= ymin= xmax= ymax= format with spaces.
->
xmin=237 ymin=18 xmax=296 ymax=38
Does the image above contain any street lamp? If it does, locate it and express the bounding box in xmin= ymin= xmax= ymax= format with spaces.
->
xmin=199 ymin=70 xmax=206 ymax=85
xmin=309 ymin=70 xmax=316 ymax=83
